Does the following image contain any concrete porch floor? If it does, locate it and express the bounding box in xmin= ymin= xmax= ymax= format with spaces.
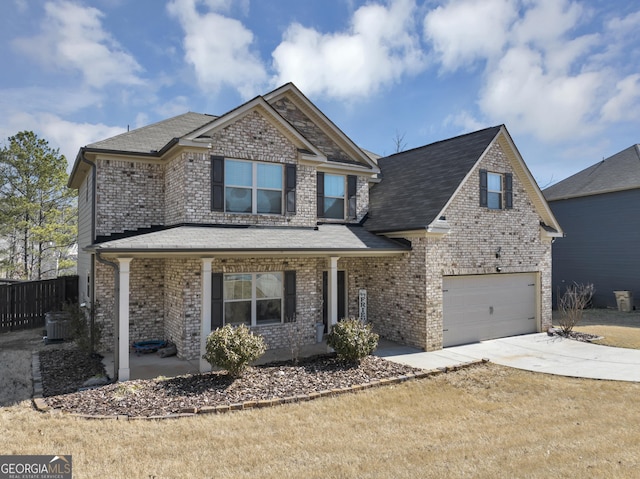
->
xmin=102 ymin=339 xmax=416 ymax=381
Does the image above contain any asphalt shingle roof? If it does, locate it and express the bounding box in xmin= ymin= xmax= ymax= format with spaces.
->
xmin=543 ymin=145 xmax=640 ymax=201
xmin=364 ymin=126 xmax=502 ymax=233
xmin=86 ymin=112 xmax=215 ymax=154
xmin=89 ymin=224 xmax=408 ymax=254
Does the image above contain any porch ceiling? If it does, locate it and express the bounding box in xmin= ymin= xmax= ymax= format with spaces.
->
xmin=87 ymin=224 xmax=409 ymax=258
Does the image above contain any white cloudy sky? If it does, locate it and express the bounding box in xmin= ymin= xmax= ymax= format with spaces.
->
xmin=1 ymin=0 xmax=639 ymax=185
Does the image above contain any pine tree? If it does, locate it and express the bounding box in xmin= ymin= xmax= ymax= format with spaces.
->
xmin=0 ymin=131 xmax=77 ymax=280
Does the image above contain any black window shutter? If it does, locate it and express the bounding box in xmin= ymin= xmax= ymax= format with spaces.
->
xmin=284 ymin=270 xmax=296 ymax=322
xmin=211 ymin=273 xmax=224 ymax=329
xmin=317 ymin=172 xmax=325 ymax=218
xmin=479 ymin=169 xmax=488 ymax=207
xmin=211 ymin=156 xmax=224 ymax=211
xmin=347 ymin=175 xmax=357 ymax=219
xmin=285 ymin=164 xmax=297 ymax=214
xmin=504 ymin=173 xmax=513 ymax=209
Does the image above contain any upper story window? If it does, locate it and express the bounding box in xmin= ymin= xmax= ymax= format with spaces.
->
xmin=211 ymin=156 xmax=296 ymax=215
xmin=487 ymin=172 xmax=503 ymax=209
xmin=225 ymin=160 xmax=282 ymax=214
xmin=317 ymin=172 xmax=357 ymax=220
xmin=479 ymin=169 xmax=513 ymax=210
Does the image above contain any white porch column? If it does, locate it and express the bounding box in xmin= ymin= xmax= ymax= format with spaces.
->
xmin=117 ymin=257 xmax=133 ymax=382
xmin=200 ymin=258 xmax=213 ymax=373
xmin=328 ymin=256 xmax=340 ymax=328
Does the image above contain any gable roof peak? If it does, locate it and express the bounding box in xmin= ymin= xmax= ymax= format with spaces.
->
xmin=365 ymin=125 xmax=503 ymax=233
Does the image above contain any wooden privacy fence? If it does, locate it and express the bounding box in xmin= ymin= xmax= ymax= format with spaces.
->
xmin=0 ymin=275 xmax=78 ymax=332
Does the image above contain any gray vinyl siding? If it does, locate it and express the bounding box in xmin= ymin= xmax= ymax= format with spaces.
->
xmin=77 ymin=173 xmax=94 ymax=305
xmin=549 ymin=189 xmax=640 ymax=309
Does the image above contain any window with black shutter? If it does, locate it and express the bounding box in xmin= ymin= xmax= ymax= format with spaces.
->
xmin=317 ymin=172 xmax=352 ymax=220
xmin=211 ymin=157 xmax=293 ymax=215
xmin=480 ymin=170 xmax=512 ymax=210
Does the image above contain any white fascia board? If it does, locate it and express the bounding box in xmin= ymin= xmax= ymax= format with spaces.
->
xmin=317 ymin=162 xmax=380 ymax=176
xmin=426 ymin=218 xmax=452 ymax=236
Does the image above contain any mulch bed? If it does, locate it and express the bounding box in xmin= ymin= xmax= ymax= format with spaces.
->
xmin=547 ymin=328 xmax=603 ymax=342
xmin=40 ymin=349 xmax=107 ymax=397
xmin=40 ymin=350 xmax=423 ymax=417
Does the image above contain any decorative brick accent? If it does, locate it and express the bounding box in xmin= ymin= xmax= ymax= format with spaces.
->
xmin=271 ymin=97 xmax=353 ymax=163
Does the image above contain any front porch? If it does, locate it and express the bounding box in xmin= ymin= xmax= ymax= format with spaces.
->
xmin=102 ymin=340 xmax=394 ymax=381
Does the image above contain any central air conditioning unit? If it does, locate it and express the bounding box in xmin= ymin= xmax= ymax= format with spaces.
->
xmin=45 ymin=311 xmax=72 ymax=343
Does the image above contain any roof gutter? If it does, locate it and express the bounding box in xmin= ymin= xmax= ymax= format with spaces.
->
xmin=87 ymin=247 xmax=409 ymax=258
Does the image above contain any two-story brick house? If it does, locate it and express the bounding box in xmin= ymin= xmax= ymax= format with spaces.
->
xmin=68 ymin=83 xmax=562 ymax=381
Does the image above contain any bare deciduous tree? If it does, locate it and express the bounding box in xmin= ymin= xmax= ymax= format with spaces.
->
xmin=557 ymin=283 xmax=595 ymax=334
xmin=392 ymin=130 xmax=407 ymax=153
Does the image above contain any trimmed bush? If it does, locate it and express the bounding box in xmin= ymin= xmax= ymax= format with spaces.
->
xmin=203 ymin=324 xmax=266 ymax=377
xmin=327 ymin=318 xmax=379 ymax=362
xmin=64 ymin=301 xmax=102 ymax=355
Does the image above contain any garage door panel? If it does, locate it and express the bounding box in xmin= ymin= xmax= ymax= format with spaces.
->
xmin=443 ymin=273 xmax=537 ymax=347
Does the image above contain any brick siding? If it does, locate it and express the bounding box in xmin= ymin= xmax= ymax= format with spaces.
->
xmin=344 ymin=141 xmax=553 ymax=351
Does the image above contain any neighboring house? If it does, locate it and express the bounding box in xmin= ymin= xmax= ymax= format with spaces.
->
xmin=543 ymin=145 xmax=640 ymax=309
xmin=68 ymin=83 xmax=562 ymax=381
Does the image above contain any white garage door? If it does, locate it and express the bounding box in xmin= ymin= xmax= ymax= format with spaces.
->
xmin=443 ymin=273 xmax=538 ymax=347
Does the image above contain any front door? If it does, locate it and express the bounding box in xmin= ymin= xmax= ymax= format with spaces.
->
xmin=322 ymin=270 xmax=346 ymax=333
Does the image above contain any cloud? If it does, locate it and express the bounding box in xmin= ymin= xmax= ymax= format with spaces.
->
xmin=423 ymin=0 xmax=640 ymax=143
xmin=424 ymin=0 xmax=517 ymax=71
xmin=0 ymin=112 xmax=125 ymax=170
xmin=479 ymin=46 xmax=603 ymax=142
xmin=601 ymin=74 xmax=640 ymax=122
xmin=13 ymin=0 xmax=144 ymax=89
xmin=271 ymin=0 xmax=425 ymax=99
xmin=167 ymin=0 xmax=267 ymax=98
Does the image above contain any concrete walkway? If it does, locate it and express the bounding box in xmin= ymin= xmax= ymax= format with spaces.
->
xmin=376 ymin=333 xmax=640 ymax=382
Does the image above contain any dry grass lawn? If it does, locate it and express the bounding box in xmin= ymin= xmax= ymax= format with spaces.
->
xmin=2 ymin=364 xmax=640 ymax=478
xmin=557 ymin=308 xmax=640 ymax=349
xmin=3 ymin=309 xmax=640 ymax=478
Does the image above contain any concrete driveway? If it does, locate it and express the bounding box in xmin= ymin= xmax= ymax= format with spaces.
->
xmin=375 ymin=333 xmax=640 ymax=382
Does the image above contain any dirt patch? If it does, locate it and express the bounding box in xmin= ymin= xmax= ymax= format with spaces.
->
xmin=0 ymin=328 xmax=46 ymax=407
xmin=0 ymin=327 xmax=78 ymax=407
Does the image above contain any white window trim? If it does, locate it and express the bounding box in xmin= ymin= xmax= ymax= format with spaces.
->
xmin=223 ymin=272 xmax=284 ymax=326
xmin=323 ymin=173 xmax=347 ymax=220
xmin=487 ymin=172 xmax=503 ymax=210
xmin=225 ymin=159 xmax=283 ymax=215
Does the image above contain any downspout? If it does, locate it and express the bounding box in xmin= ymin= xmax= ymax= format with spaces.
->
xmin=80 ymin=151 xmax=100 ymax=356
xmin=82 ymin=151 xmax=121 ymax=381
